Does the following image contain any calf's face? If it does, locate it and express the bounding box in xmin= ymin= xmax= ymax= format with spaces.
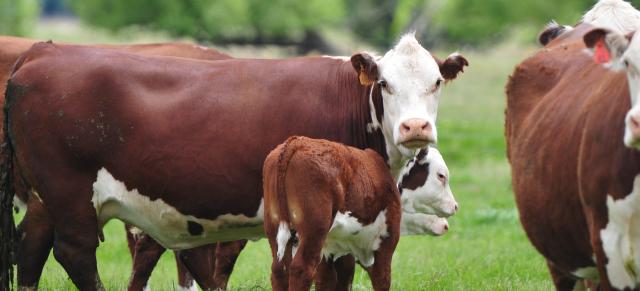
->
xmin=584 ymin=28 xmax=640 ymax=148
xmin=397 ymin=147 xmax=458 ymax=217
xmin=351 ymin=34 xmax=468 ymax=159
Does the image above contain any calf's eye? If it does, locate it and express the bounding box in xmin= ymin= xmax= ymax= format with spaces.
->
xmin=437 ymin=173 xmax=446 ymax=183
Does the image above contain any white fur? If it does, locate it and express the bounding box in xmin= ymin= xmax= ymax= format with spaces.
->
xmin=374 ymin=34 xmax=449 ymax=172
xmin=583 ymin=0 xmax=640 ymax=34
xmin=321 ymin=210 xmax=389 ymax=267
xmin=276 ymin=222 xmax=291 ymax=262
xmin=397 ymin=148 xmax=458 ymax=217
xmin=177 ymin=280 xmax=199 ymax=291
xmin=600 ymin=175 xmax=640 ymax=289
xmin=572 ymin=266 xmax=599 ymax=280
xmin=142 ymin=284 xmax=151 ymax=291
xmin=400 ymin=212 xmax=448 ymax=236
xmin=91 ymin=168 xmax=264 ymax=249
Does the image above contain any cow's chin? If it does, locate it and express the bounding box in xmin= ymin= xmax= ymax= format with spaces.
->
xmin=396 ymin=141 xmax=429 ymax=158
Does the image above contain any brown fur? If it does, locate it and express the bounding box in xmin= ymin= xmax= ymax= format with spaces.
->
xmin=263 ymin=136 xmax=400 ymax=291
xmin=506 ymin=22 xmax=640 ymax=290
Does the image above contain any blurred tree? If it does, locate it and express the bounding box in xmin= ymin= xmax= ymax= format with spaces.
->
xmin=67 ymin=0 xmax=344 ymax=53
xmin=0 ymin=0 xmax=39 ymax=36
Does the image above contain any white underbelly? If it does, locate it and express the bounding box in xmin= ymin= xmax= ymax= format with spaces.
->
xmin=91 ymin=167 xmax=264 ymax=249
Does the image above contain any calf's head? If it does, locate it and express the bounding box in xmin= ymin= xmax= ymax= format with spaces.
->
xmin=397 ymin=147 xmax=458 ymax=217
xmin=351 ymin=34 xmax=468 ymax=159
xmin=584 ymin=28 xmax=640 ymax=148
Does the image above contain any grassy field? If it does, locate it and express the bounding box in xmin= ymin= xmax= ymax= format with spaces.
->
xmin=14 ymin=20 xmax=552 ymax=290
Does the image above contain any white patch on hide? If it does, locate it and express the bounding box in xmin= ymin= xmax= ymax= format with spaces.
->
xmin=177 ymin=280 xmax=198 ymax=291
xmin=276 ymin=222 xmax=291 ymax=262
xmin=91 ymin=168 xmax=265 ymax=249
xmin=600 ymin=175 xmax=640 ymax=289
xmin=321 ymin=210 xmax=388 ymax=267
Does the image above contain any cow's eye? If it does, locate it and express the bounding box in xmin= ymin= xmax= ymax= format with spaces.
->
xmin=378 ymin=80 xmax=387 ymax=88
xmin=436 ymin=79 xmax=443 ymax=87
xmin=625 ymin=60 xmax=630 ymax=67
xmin=437 ymin=173 xmax=446 ymax=183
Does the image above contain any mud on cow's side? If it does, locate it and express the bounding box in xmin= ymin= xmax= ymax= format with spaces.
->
xmin=0 ymin=33 xmax=467 ymax=290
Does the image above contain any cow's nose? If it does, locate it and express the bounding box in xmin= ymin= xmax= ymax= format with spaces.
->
xmin=399 ymin=118 xmax=434 ymax=147
xmin=443 ymin=224 xmax=449 ymax=231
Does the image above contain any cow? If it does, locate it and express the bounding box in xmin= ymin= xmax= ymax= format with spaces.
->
xmin=0 ymin=33 xmax=467 ymax=290
xmin=0 ymin=36 xmax=243 ymax=291
xmin=262 ymin=136 xmax=456 ymax=291
xmin=506 ymin=1 xmax=640 ymax=290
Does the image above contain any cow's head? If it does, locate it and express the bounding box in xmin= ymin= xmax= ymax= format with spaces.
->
xmin=351 ymin=34 xmax=468 ymax=160
xmin=400 ymin=212 xmax=449 ymax=236
xmin=397 ymin=147 xmax=458 ymax=218
xmin=584 ymin=28 xmax=640 ymax=148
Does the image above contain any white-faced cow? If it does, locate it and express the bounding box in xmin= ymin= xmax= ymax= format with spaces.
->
xmin=0 ymin=33 xmax=467 ymax=290
xmin=507 ymin=0 xmax=640 ymax=290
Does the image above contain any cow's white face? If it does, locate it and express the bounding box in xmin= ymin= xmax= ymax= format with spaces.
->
xmin=397 ymin=147 xmax=458 ymax=218
xmin=585 ymin=28 xmax=640 ymax=148
xmin=351 ymin=34 xmax=468 ymax=164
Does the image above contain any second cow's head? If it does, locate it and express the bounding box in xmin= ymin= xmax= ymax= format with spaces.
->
xmin=350 ymin=34 xmax=468 ymax=158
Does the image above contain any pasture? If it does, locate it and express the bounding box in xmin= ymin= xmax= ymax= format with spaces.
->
xmin=15 ymin=22 xmax=551 ymax=290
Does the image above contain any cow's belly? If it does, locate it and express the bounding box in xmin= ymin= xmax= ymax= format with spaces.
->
xmin=91 ymin=167 xmax=264 ymax=249
xmin=320 ymin=210 xmax=389 ymax=267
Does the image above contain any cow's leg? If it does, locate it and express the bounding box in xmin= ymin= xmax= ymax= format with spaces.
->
xmin=314 ymin=257 xmax=337 ymax=291
xmin=125 ymin=224 xmax=138 ymax=258
xmin=175 ymin=250 xmax=197 ymax=291
xmin=50 ymin=195 xmax=104 ymax=290
xmin=334 ymin=255 xmax=356 ymax=291
xmin=546 ymin=261 xmax=577 ymax=291
xmin=213 ymin=240 xmax=247 ymax=290
xmin=127 ymin=233 xmax=166 ymax=291
xmin=176 ymin=244 xmax=216 ymax=289
xmin=16 ymin=198 xmax=54 ymax=289
xmin=265 ymin=227 xmax=291 ymax=291
xmin=365 ymin=235 xmax=398 ymax=291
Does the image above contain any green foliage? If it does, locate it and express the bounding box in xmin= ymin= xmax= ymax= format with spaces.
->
xmin=433 ymin=0 xmax=591 ymax=45
xmin=67 ymin=0 xmax=344 ymax=43
xmin=0 ymin=0 xmax=39 ymax=36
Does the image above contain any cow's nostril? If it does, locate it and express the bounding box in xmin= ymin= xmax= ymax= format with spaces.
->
xmin=443 ymin=224 xmax=449 ymax=231
xmin=454 ymin=204 xmax=459 ymax=212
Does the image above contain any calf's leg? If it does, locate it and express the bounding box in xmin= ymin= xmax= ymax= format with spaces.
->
xmin=127 ymin=233 xmax=166 ymax=291
xmin=546 ymin=261 xmax=578 ymax=291
xmin=176 ymin=244 xmax=216 ymax=289
xmin=16 ymin=198 xmax=54 ymax=289
xmin=213 ymin=240 xmax=247 ymax=290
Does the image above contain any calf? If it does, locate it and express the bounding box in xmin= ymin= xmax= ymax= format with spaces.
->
xmin=263 ymin=137 xmax=457 ymax=291
xmin=263 ymin=136 xmax=400 ymax=291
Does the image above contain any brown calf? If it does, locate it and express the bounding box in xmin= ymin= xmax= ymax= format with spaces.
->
xmin=263 ymin=136 xmax=401 ymax=291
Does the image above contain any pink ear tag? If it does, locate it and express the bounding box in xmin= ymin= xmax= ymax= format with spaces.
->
xmin=594 ymin=39 xmax=611 ymax=64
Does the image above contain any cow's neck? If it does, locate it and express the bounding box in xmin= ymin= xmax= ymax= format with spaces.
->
xmin=333 ymin=61 xmax=408 ymax=177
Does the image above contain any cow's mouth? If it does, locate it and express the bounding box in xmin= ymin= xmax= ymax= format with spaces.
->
xmin=401 ymin=138 xmax=431 ymax=149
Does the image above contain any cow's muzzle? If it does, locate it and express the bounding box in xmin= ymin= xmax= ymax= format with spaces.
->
xmin=399 ymin=118 xmax=435 ymax=148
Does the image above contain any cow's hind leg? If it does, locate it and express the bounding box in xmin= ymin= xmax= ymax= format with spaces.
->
xmin=365 ymin=234 xmax=398 ymax=291
xmin=127 ymin=233 xmax=166 ymax=291
xmin=334 ymin=255 xmax=356 ymax=291
xmin=213 ymin=240 xmax=247 ymax=290
xmin=16 ymin=198 xmax=54 ymax=289
xmin=175 ymin=249 xmax=197 ymax=291
xmin=176 ymin=244 xmax=216 ymax=289
xmin=546 ymin=261 xmax=578 ymax=291
xmin=314 ymin=255 xmax=355 ymax=291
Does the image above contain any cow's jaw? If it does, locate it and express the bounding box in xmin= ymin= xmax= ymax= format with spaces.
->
xmin=375 ymin=35 xmax=443 ymax=168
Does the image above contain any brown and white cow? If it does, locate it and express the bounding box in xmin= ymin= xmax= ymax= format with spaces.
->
xmin=0 ymin=33 xmax=467 ymax=290
xmin=262 ymin=136 xmax=456 ymax=291
xmin=507 ymin=1 xmax=640 ymax=290
xmin=0 ymin=36 xmax=243 ymax=291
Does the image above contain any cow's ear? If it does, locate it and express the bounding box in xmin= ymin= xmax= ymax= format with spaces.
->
xmin=351 ymin=53 xmax=379 ymax=86
xmin=584 ymin=28 xmax=630 ymax=66
xmin=538 ymin=21 xmax=572 ymax=46
xmin=437 ymin=53 xmax=469 ymax=81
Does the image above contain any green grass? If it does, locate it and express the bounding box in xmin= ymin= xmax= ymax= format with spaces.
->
xmin=14 ymin=23 xmax=553 ymax=290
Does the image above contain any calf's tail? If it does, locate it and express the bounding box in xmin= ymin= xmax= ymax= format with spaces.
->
xmin=0 ymin=80 xmax=18 ymax=291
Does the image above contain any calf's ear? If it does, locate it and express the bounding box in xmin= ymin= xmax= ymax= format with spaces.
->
xmin=437 ymin=53 xmax=469 ymax=81
xmin=584 ymin=28 xmax=630 ymax=66
xmin=351 ymin=53 xmax=379 ymax=86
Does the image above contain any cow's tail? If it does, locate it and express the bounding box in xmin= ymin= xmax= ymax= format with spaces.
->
xmin=269 ymin=136 xmax=304 ymax=261
xmin=0 ymin=81 xmax=18 ymax=291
